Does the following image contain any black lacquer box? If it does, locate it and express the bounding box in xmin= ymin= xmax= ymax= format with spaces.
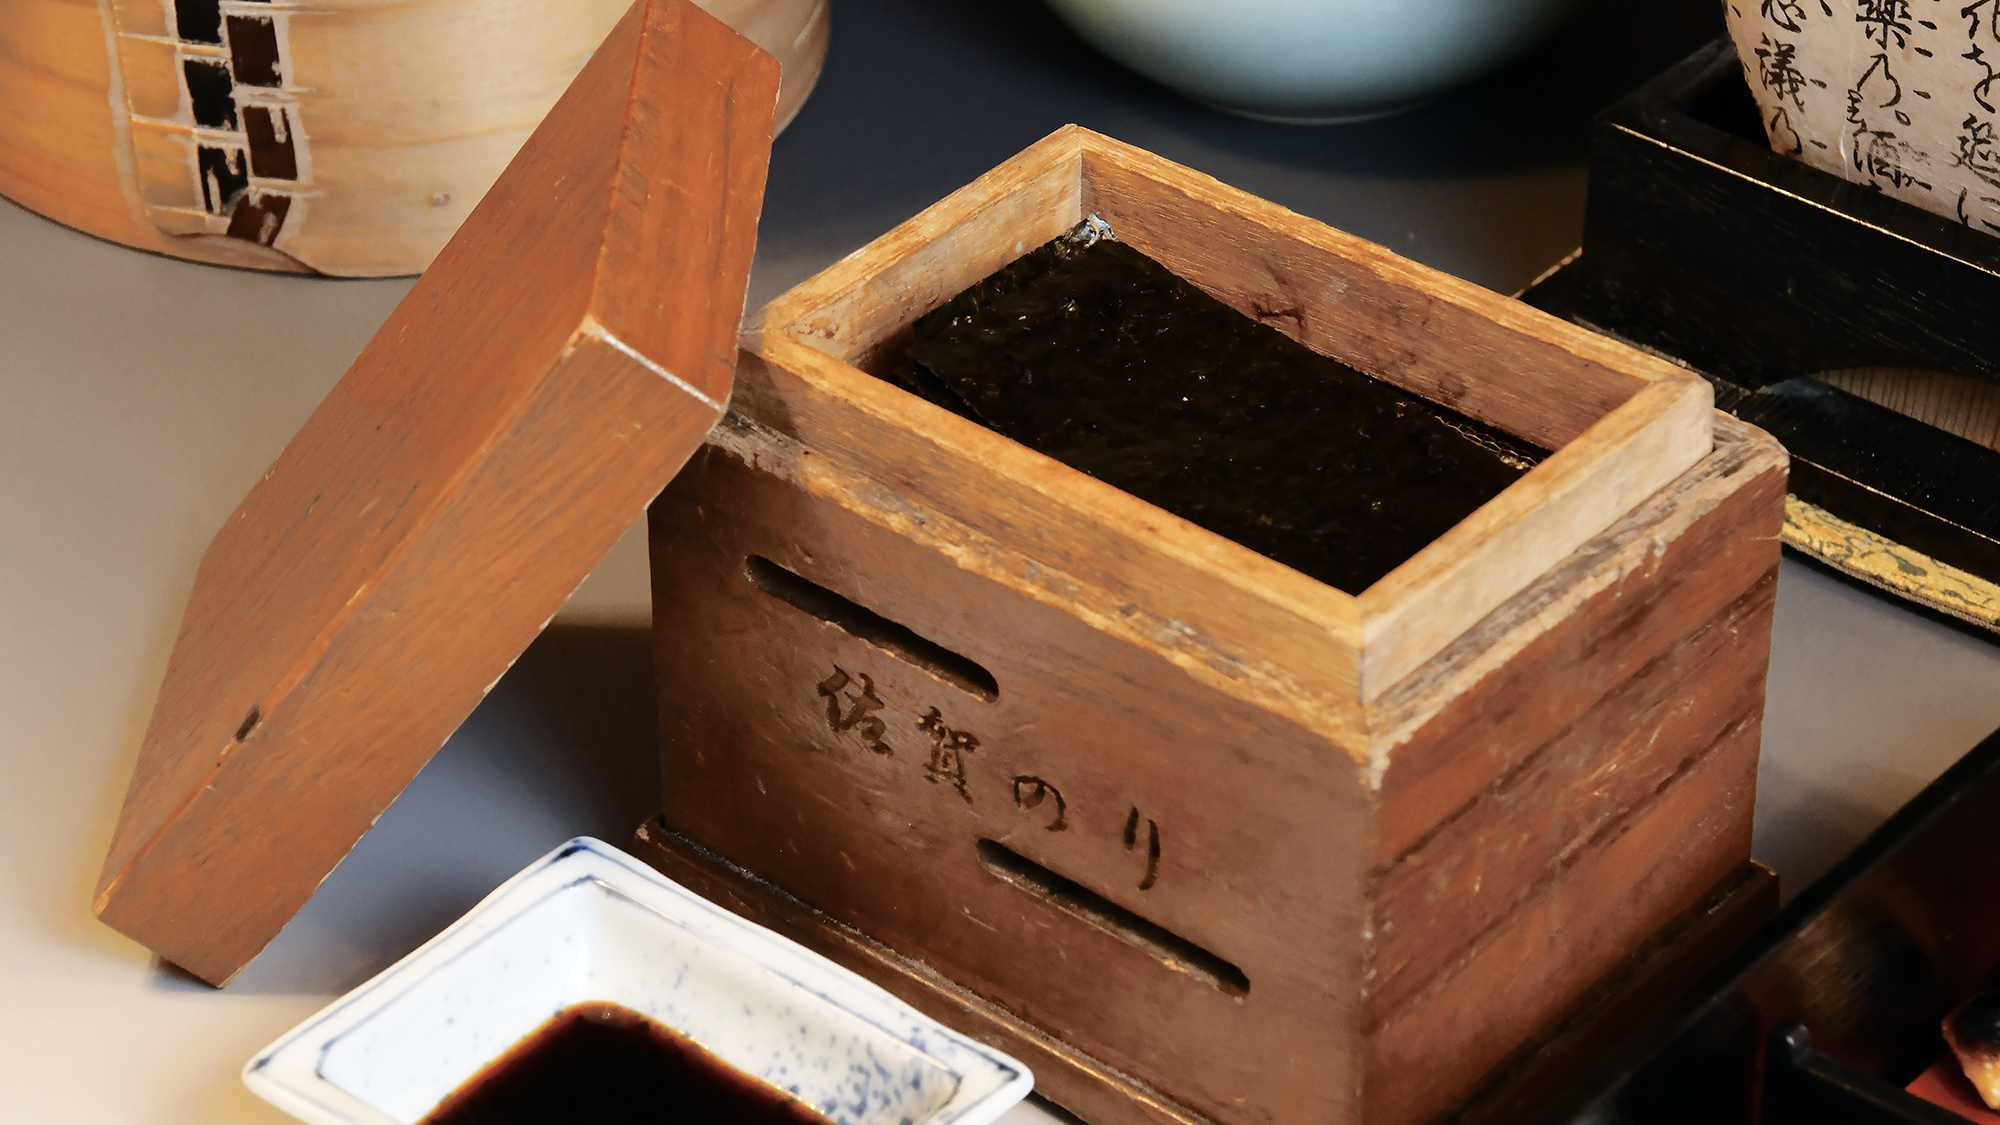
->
xmin=1523 ymin=38 xmax=2000 ymax=635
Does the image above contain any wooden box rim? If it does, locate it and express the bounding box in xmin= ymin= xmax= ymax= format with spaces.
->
xmin=739 ymin=125 xmax=1712 ymax=721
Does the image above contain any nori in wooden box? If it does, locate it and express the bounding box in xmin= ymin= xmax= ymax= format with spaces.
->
xmin=635 ymin=125 xmax=1789 ymax=1125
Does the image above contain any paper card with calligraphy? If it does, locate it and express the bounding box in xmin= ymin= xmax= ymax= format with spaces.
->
xmin=1727 ymin=0 xmax=2000 ymax=234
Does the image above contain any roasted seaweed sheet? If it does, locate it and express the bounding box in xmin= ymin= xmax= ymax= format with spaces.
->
xmin=885 ymin=226 xmax=1545 ymax=595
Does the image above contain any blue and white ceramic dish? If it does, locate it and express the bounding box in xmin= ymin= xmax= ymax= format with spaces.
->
xmin=243 ymin=837 xmax=1033 ymax=1125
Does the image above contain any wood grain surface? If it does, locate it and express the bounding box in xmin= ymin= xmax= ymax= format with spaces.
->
xmin=0 ymin=0 xmax=820 ymax=275
xmin=0 ymin=0 xmax=305 ymax=271
xmin=1815 ymin=368 xmax=2000 ymax=454
xmin=93 ymin=0 xmax=779 ymax=985
xmin=647 ymin=413 xmax=1784 ymax=1125
xmin=634 ymin=818 xmax=1230 ymax=1125
xmin=1448 ymin=861 xmax=1778 ymax=1125
xmin=653 ymin=425 xmax=1371 ymax=1123
xmin=633 ymin=830 xmax=1776 ymax=1125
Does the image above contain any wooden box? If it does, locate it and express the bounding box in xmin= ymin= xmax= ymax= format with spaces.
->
xmin=636 ymin=127 xmax=1788 ymax=1125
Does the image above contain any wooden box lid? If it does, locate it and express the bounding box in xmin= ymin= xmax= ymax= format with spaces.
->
xmin=92 ymin=0 xmax=782 ymax=985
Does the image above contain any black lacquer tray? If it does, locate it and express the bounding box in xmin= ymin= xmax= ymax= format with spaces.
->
xmin=1521 ymin=38 xmax=2000 ymax=635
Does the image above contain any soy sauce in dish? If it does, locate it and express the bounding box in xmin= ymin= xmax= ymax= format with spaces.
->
xmin=418 ymin=1001 xmax=835 ymax=1125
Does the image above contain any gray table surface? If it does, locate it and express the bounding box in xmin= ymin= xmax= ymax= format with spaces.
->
xmin=8 ymin=1 xmax=2000 ymax=1120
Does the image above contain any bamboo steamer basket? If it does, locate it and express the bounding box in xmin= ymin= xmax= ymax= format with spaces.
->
xmin=0 ymin=0 xmax=826 ymax=276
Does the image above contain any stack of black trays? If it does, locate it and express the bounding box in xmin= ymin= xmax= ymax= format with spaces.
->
xmin=1510 ymin=35 xmax=2000 ymax=1125
xmin=1521 ymin=38 xmax=2000 ymax=609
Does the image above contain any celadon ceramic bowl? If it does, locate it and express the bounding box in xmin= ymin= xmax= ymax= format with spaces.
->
xmin=243 ymin=837 xmax=1033 ymax=1125
xmin=1044 ymin=0 xmax=1584 ymax=123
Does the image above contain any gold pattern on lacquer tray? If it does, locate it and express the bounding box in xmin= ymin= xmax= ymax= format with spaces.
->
xmin=1783 ymin=494 xmax=2000 ymax=632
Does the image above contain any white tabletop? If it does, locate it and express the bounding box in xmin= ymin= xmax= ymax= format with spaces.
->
xmin=9 ymin=2 xmax=2000 ymax=1120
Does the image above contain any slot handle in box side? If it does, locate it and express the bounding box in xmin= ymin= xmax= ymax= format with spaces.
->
xmin=974 ymin=838 xmax=1249 ymax=998
xmin=744 ymin=555 xmax=1000 ymax=701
